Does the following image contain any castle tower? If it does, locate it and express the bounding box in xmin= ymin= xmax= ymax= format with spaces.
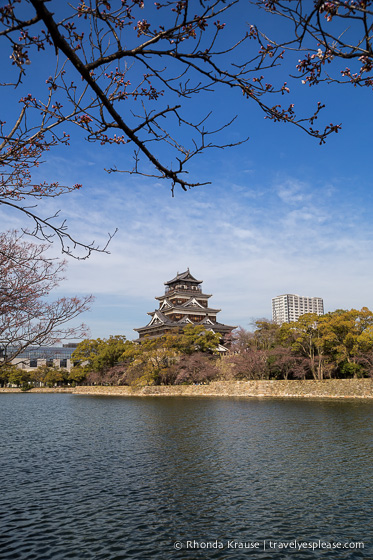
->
xmin=134 ymin=269 xmax=236 ymax=340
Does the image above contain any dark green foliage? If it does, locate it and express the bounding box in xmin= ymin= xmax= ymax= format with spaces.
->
xmin=339 ymin=362 xmax=365 ymax=379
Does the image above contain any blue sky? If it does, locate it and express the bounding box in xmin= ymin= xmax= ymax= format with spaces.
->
xmin=2 ymin=2 xmax=373 ymax=340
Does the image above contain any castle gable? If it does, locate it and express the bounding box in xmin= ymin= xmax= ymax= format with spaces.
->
xmin=147 ymin=310 xmax=167 ymax=327
xmin=159 ymin=299 xmax=172 ymax=311
xmin=177 ymin=316 xmax=193 ymax=325
xmin=200 ymin=317 xmax=215 ymax=326
xmin=181 ymin=298 xmax=205 ymax=309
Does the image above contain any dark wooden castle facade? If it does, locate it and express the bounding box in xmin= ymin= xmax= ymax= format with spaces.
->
xmin=134 ymin=269 xmax=236 ymax=341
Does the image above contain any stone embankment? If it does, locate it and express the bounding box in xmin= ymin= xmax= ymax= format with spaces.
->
xmin=72 ymin=379 xmax=373 ymax=398
xmin=2 ymin=379 xmax=371 ymax=398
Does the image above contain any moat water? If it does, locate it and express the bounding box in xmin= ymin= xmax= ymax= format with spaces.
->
xmin=0 ymin=394 xmax=372 ymax=559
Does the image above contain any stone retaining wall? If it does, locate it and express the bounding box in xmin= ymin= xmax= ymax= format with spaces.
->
xmin=73 ymin=379 xmax=373 ymax=398
xmin=1 ymin=379 xmax=372 ymax=398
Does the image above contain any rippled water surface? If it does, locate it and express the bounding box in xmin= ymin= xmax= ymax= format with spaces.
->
xmin=0 ymin=395 xmax=372 ymax=559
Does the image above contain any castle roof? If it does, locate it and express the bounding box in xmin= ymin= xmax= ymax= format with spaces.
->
xmin=157 ymin=297 xmax=220 ymax=314
xmin=164 ymin=268 xmax=202 ymax=286
xmin=134 ymin=311 xmax=235 ymax=334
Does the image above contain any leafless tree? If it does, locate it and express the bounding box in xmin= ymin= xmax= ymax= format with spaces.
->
xmin=0 ymin=230 xmax=93 ymax=366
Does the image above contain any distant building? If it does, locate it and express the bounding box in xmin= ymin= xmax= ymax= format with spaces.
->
xmin=272 ymin=294 xmax=324 ymax=325
xmin=134 ymin=269 xmax=236 ymax=342
xmin=6 ymin=344 xmax=78 ymax=372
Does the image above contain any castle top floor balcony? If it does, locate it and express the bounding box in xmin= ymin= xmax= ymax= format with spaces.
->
xmin=165 ymin=284 xmax=202 ymax=294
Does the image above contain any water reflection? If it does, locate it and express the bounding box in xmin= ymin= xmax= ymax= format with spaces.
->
xmin=0 ymin=395 xmax=372 ymax=559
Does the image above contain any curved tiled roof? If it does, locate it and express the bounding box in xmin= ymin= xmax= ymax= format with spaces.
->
xmin=164 ymin=268 xmax=202 ymax=285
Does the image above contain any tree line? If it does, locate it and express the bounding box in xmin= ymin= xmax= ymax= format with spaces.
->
xmin=231 ymin=308 xmax=373 ymax=381
xmin=70 ymin=307 xmax=373 ymax=383
xmin=4 ymin=309 xmax=373 ymax=389
xmin=0 ymin=325 xmax=222 ymax=389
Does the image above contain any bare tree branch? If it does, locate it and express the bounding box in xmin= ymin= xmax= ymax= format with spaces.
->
xmin=0 ymin=0 xmax=347 ymax=254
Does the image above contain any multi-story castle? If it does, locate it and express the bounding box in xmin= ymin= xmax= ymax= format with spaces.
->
xmin=134 ymin=269 xmax=236 ymax=341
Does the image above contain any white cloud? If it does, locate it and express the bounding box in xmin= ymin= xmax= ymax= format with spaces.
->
xmin=276 ymin=179 xmax=310 ymax=205
xmin=3 ymin=168 xmax=373 ymax=340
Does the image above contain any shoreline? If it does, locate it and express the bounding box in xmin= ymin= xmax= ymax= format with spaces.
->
xmin=1 ymin=379 xmax=373 ymax=399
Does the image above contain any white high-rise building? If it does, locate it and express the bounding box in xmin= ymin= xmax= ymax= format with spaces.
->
xmin=272 ymin=294 xmax=324 ymax=325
